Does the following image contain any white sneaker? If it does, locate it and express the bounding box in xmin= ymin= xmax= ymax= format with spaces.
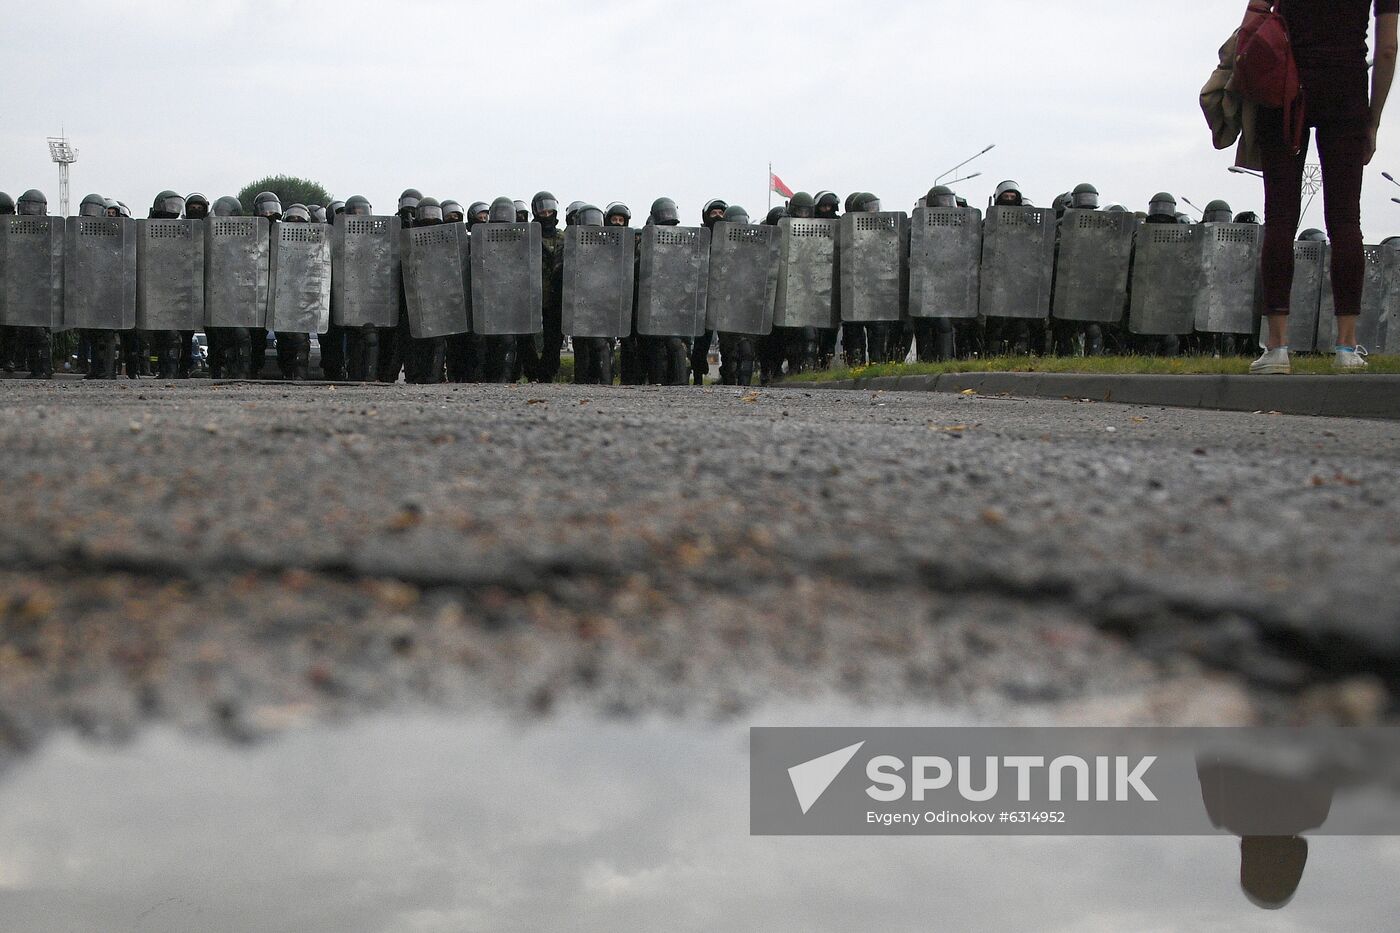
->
xmin=1249 ymin=347 xmax=1291 ymax=375
xmin=1333 ymin=345 xmax=1369 ymax=370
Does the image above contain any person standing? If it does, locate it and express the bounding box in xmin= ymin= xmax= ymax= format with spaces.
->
xmin=1252 ymin=0 xmax=1397 ymax=373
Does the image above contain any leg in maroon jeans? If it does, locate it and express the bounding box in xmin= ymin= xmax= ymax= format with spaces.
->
xmin=1259 ymin=107 xmax=1309 ymax=322
xmin=1315 ymin=118 xmax=1368 ymax=320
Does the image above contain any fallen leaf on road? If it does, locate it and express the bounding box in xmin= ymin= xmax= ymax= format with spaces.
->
xmin=526 ymin=398 xmax=547 ymax=405
xmin=960 ymin=388 xmax=977 ymax=396
xmin=740 ymin=392 xmax=760 ymax=403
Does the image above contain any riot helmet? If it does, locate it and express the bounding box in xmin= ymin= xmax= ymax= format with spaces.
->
xmin=1297 ymin=228 xmax=1327 ymax=242
xmin=1233 ymin=211 xmax=1261 ymax=224
xmin=468 ymin=201 xmax=490 ymax=227
xmin=605 ymin=202 xmax=632 ymax=226
xmin=1174 ymin=212 xmax=1192 ymax=224
xmin=185 ymin=192 xmax=211 ymax=219
xmin=577 ymin=204 xmax=605 ymax=227
xmin=116 ymin=201 xmax=131 ymax=218
xmin=788 ymin=191 xmax=816 ymax=218
xmin=103 ymin=199 xmax=121 ymax=217
xmin=398 ymin=188 xmax=422 ymax=211
xmin=488 ymin=197 xmax=516 ymax=223
xmin=723 ymin=204 xmax=751 ymax=224
xmin=531 ymin=191 xmax=559 ymax=218
xmin=1052 ymin=192 xmax=1073 ymax=218
xmin=515 ymin=200 xmax=530 ymax=223
xmin=441 ymin=199 xmax=465 ymax=223
xmin=650 ymin=197 xmax=680 ymax=226
xmin=308 ymin=204 xmax=327 ymax=223
xmin=1071 ymin=183 xmax=1100 ymax=210
xmin=283 ymin=203 xmax=311 ymax=223
xmin=17 ymin=189 xmax=48 ymax=216
xmin=151 ymin=189 xmax=185 ymax=219
xmin=702 ymin=198 xmax=728 ymax=228
xmin=344 ymin=195 xmax=372 ymax=216
xmin=843 ymin=192 xmax=858 ymax=212
xmin=763 ymin=206 xmax=787 ymax=225
xmin=1147 ymin=192 xmax=1177 ymax=220
xmin=1202 ymin=199 xmax=1233 ymax=224
xmin=415 ymin=197 xmax=444 ymax=225
xmin=851 ymin=192 xmax=881 ymax=213
xmin=212 ymin=196 xmax=243 ymax=217
xmin=1104 ymin=203 xmax=1127 ymax=213
xmin=0 ymin=192 xmax=13 ymax=215
xmin=253 ymin=191 xmax=283 ymax=220
xmin=78 ymin=193 xmax=108 ymax=218
xmin=993 ymin=180 xmax=1023 ymax=207
xmin=815 ymin=191 xmax=840 ymax=218
xmin=925 ymin=185 xmax=957 ymax=209
xmin=327 ymin=199 xmax=346 ymax=218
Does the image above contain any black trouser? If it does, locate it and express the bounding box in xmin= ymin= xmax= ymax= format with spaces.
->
xmin=404 ymin=336 xmax=445 ymax=384
xmin=210 ymin=327 xmax=250 ymax=378
xmin=840 ymin=321 xmax=867 ymax=366
xmin=445 ymin=333 xmax=482 ymax=382
xmin=178 ymin=330 xmax=195 ymax=377
xmin=26 ymin=327 xmax=52 ymax=378
xmin=248 ymin=328 xmax=269 ymax=377
xmin=780 ymin=326 xmax=818 ymax=373
xmin=345 ymin=324 xmax=381 ymax=382
xmin=484 ymin=335 xmax=519 ymax=383
xmin=885 ymin=320 xmax=913 ymax=364
xmin=275 ymin=332 xmax=309 ymax=380
xmin=646 ymin=336 xmax=688 ymax=385
xmin=378 ymin=318 xmax=409 ymax=383
xmin=84 ymin=330 xmax=119 ymax=379
xmin=206 ymin=329 xmax=223 ymax=378
xmin=619 ymin=333 xmax=645 ymax=384
xmin=573 ymin=337 xmax=614 ymax=385
xmin=521 ymin=303 xmax=563 ymax=382
xmin=320 ymin=323 xmax=346 ymax=380
xmin=121 ymin=330 xmax=145 ymax=378
xmin=817 ymin=326 xmax=838 ymax=369
xmin=154 ymin=329 xmax=182 ymax=378
xmin=912 ymin=318 xmax=955 ymax=362
xmin=690 ymin=330 xmax=712 ymax=385
xmin=718 ymin=332 xmax=756 ymax=386
xmin=1049 ymin=318 xmax=1103 ymax=357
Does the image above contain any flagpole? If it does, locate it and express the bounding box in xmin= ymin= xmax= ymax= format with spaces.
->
xmin=768 ymin=162 xmax=772 ymax=213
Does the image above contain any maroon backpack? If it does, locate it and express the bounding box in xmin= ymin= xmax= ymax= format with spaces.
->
xmin=1233 ymin=0 xmax=1305 ymax=151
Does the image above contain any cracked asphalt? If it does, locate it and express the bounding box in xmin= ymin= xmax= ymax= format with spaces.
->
xmin=0 ymin=378 xmax=1397 ymax=758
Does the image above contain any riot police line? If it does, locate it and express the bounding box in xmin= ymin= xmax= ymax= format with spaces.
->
xmin=1 ymin=183 xmax=1396 ymax=385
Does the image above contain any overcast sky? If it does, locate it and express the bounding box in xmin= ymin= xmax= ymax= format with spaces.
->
xmin=3 ymin=1 xmax=1399 ymax=238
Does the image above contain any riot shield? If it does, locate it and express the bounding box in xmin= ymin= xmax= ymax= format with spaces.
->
xmin=137 ymin=219 xmax=205 ymax=331
xmin=636 ymin=225 xmax=711 ymax=337
xmin=332 ymin=215 xmax=401 ymax=328
xmin=1318 ymin=244 xmax=1388 ymax=350
xmin=267 ymin=222 xmax=331 ymax=334
xmin=1194 ymin=223 xmax=1262 ymax=333
xmin=704 ymin=222 xmax=778 ymax=335
xmin=63 ymin=216 xmax=136 ymax=330
xmin=1051 ymin=209 xmax=1137 ymax=323
xmin=908 ymin=207 xmax=982 ymax=320
xmin=1258 ymin=241 xmax=1324 ymax=352
xmin=838 ymin=211 xmax=908 ymax=323
xmin=470 ymin=222 xmax=542 ymax=335
xmin=772 ymin=217 xmax=837 ymax=329
xmin=205 ymin=216 xmax=270 ymax=329
xmin=1383 ymin=243 xmax=1400 ymax=353
xmin=561 ymin=225 xmax=634 ymax=338
xmin=403 ymin=222 xmax=470 ymax=338
xmin=978 ymin=206 xmax=1055 ymax=320
xmin=0 ymin=216 xmax=64 ymax=329
xmin=1128 ymin=223 xmax=1200 ymax=335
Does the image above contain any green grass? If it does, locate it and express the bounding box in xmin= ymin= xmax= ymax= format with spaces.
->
xmin=784 ymin=353 xmax=1400 ymax=382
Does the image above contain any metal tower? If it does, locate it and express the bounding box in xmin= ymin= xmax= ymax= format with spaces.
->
xmin=47 ymin=135 xmax=78 ymax=217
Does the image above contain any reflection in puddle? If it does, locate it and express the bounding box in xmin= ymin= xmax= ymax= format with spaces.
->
xmin=0 ymin=708 xmax=1394 ymax=932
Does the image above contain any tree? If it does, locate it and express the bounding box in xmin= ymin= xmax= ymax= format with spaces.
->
xmin=237 ymin=175 xmax=333 ymax=215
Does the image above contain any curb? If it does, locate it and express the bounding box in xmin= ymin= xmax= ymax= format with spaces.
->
xmin=806 ymin=372 xmax=1400 ymax=420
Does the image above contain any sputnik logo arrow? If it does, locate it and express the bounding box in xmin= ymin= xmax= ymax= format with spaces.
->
xmin=788 ymin=741 xmax=865 ymax=814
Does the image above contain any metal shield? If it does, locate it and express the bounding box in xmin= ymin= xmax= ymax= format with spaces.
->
xmin=908 ymin=207 xmax=982 ymax=320
xmin=470 ymin=222 xmax=543 ymax=335
xmin=267 ymin=222 xmax=331 ymax=333
xmin=403 ymin=222 xmax=470 ymax=338
xmin=772 ymin=217 xmax=837 ymax=329
xmin=1194 ymin=223 xmax=1262 ymax=333
xmin=63 ymin=216 xmax=136 ymax=330
xmin=205 ymin=216 xmax=270 ymax=329
xmin=561 ymin=225 xmax=634 ymax=338
xmin=704 ymin=222 xmax=778 ymax=335
xmin=0 ymin=216 xmax=64 ymax=329
xmin=136 ymin=219 xmax=205 ymax=331
xmin=978 ymin=206 xmax=1056 ymax=320
xmin=1259 ymin=241 xmax=1324 ymax=352
xmin=1051 ymin=209 xmax=1137 ymax=323
xmin=838 ymin=211 xmax=908 ymax=323
xmin=636 ymin=225 xmax=711 ymax=337
xmin=332 ymin=215 xmax=401 ymax=328
xmin=1317 ymin=244 xmax=1388 ymax=350
xmin=1383 ymin=243 xmax=1400 ymax=354
xmin=1128 ymin=223 xmax=1201 ymax=335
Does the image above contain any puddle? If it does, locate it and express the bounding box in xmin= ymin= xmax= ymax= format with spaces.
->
xmin=0 ymin=705 xmax=1394 ymax=932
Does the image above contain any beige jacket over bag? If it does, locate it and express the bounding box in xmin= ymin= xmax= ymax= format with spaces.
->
xmin=1201 ymin=30 xmax=1264 ymax=171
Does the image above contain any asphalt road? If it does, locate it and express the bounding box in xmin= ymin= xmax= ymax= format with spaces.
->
xmin=0 ymin=379 xmax=1396 ymax=755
